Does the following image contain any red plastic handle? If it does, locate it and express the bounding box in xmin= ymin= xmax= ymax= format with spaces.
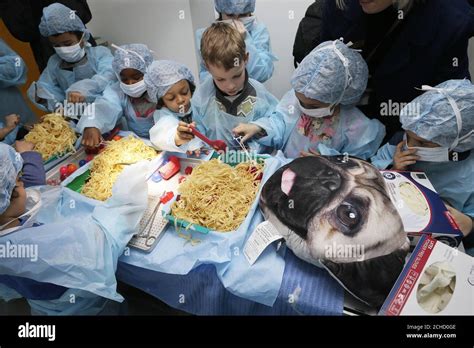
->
xmin=189 ymin=125 xmax=213 ymax=146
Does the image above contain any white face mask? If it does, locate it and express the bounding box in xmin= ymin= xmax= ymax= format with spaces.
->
xmin=0 ymin=188 xmax=42 ymax=236
xmin=54 ymin=36 xmax=86 ymax=63
xmin=403 ymin=135 xmax=449 ymax=162
xmin=298 ymin=101 xmax=334 ymax=118
xmin=120 ymin=79 xmax=147 ymax=98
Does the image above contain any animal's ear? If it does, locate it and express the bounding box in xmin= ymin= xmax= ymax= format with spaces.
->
xmin=320 ymin=249 xmax=408 ymax=308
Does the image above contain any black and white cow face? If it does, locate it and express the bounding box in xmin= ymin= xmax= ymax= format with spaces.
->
xmin=260 ymin=155 xmax=410 ymax=307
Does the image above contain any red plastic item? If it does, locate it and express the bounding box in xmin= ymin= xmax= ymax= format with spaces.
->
xmin=59 ymin=166 xmax=68 ymax=175
xmin=160 ymin=191 xmax=175 ymax=204
xmin=158 ymin=156 xmax=181 ymax=180
xmin=67 ymin=163 xmax=78 ymax=175
xmin=189 ymin=125 xmax=227 ymax=152
xmin=184 ymin=166 xmax=193 ymax=175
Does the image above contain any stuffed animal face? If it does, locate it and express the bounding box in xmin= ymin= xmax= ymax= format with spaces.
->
xmin=260 ymin=155 xmax=410 ymax=307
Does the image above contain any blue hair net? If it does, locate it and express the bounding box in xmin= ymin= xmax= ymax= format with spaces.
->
xmin=39 ymin=3 xmax=90 ymax=40
xmin=144 ymin=60 xmax=195 ymax=103
xmin=400 ymin=79 xmax=474 ymax=152
xmin=291 ymin=39 xmax=368 ymax=106
xmin=0 ymin=143 xmax=23 ymax=214
xmin=111 ymin=44 xmax=154 ymax=76
xmin=215 ymin=0 xmax=256 ymax=14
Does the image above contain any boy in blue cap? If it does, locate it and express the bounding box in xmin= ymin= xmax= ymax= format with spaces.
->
xmin=195 ymin=0 xmax=277 ymax=83
xmin=27 ymin=3 xmax=114 ymax=114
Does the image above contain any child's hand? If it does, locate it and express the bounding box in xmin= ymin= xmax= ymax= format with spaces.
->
xmin=175 ymin=121 xmax=195 ymax=146
xmin=300 ymin=148 xmax=320 ymax=157
xmin=14 ymin=140 xmax=35 ymax=153
xmin=232 ymin=123 xmax=262 ymax=143
xmin=68 ymin=91 xmax=86 ymax=103
xmin=82 ymin=127 xmax=102 ymax=148
xmin=444 ymin=204 xmax=473 ymax=236
xmin=392 ymin=141 xmax=419 ymax=170
xmin=23 ymin=123 xmax=35 ymax=131
xmin=5 ymin=114 xmax=20 ymax=129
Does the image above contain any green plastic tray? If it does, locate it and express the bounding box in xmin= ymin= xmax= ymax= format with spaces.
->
xmin=66 ymin=169 xmax=91 ymax=193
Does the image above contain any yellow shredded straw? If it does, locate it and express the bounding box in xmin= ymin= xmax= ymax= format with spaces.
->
xmin=171 ymin=159 xmax=264 ymax=232
xmin=24 ymin=113 xmax=77 ymax=161
xmin=82 ymin=136 xmax=158 ymax=201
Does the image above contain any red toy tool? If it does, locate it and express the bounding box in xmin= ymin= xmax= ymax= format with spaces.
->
xmin=189 ymin=125 xmax=227 ymax=152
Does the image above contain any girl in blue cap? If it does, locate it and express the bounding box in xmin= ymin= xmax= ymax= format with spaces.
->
xmin=146 ymin=60 xmax=203 ymax=153
xmin=371 ymin=79 xmax=474 ymax=255
xmin=235 ymin=39 xmax=385 ymax=159
xmin=76 ymin=43 xmax=155 ymax=146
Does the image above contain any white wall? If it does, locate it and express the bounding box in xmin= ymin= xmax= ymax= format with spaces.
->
xmin=87 ymin=1 xmax=474 ymax=99
xmin=86 ymin=0 xmax=199 ymax=79
xmin=255 ymin=0 xmax=314 ymax=98
xmin=87 ymin=0 xmax=313 ymax=99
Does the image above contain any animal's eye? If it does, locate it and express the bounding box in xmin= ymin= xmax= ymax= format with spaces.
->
xmin=336 ymin=202 xmax=360 ymax=232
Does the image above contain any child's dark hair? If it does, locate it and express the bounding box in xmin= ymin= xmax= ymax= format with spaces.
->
xmin=156 ymin=80 xmax=196 ymax=110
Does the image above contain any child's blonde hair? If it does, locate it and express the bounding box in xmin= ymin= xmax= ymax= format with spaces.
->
xmin=200 ymin=22 xmax=246 ymax=71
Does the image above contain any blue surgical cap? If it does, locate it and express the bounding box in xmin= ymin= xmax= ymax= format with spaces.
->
xmin=112 ymin=44 xmax=154 ymax=76
xmin=0 ymin=143 xmax=23 ymax=214
xmin=215 ymin=0 xmax=256 ymax=14
xmin=144 ymin=60 xmax=195 ymax=103
xmin=291 ymin=39 xmax=368 ymax=106
xmin=400 ymin=79 xmax=474 ymax=152
xmin=39 ymin=3 xmax=90 ymax=40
